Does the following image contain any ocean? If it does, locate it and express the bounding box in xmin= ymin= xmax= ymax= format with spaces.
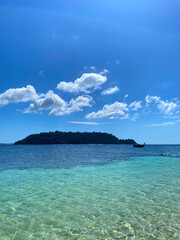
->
xmin=0 ymin=144 xmax=179 ymax=239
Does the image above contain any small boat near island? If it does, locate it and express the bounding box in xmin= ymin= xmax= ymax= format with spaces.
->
xmin=133 ymin=143 xmax=145 ymax=148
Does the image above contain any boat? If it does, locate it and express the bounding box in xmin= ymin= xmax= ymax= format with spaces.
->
xmin=133 ymin=143 xmax=145 ymax=148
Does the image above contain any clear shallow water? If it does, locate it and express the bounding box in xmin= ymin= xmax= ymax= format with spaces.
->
xmin=0 ymin=145 xmax=180 ymax=239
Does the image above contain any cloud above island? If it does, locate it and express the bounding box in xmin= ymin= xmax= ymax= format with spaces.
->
xmin=0 ymin=72 xmax=179 ymax=125
xmin=101 ymin=86 xmax=119 ymax=95
xmin=86 ymin=101 xmax=128 ymax=119
xmin=66 ymin=95 xmax=93 ymax=114
xmin=26 ymin=90 xmax=66 ymax=115
xmin=0 ymin=85 xmax=39 ymax=106
xmin=145 ymin=95 xmax=178 ymax=115
xmin=157 ymin=100 xmax=178 ymax=115
xmin=26 ymin=91 xmax=93 ymax=116
xmin=129 ymin=101 xmax=142 ymax=111
xmin=57 ymin=73 xmax=107 ymax=93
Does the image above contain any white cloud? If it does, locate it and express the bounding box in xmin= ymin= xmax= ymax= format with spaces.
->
xmin=145 ymin=95 xmax=178 ymax=115
xmin=90 ymin=66 xmax=96 ymax=70
xmin=157 ymin=100 xmax=178 ymax=115
xmin=26 ymin=90 xmax=66 ymax=115
xmin=68 ymin=121 xmax=99 ymax=125
xmin=83 ymin=67 xmax=108 ymax=75
xmin=101 ymin=86 xmax=119 ymax=95
xmin=120 ymin=114 xmax=129 ymax=119
xmin=131 ymin=113 xmax=140 ymax=121
xmin=65 ymin=95 xmax=93 ymax=115
xmin=146 ymin=121 xmax=176 ymax=127
xmin=0 ymin=85 xmax=38 ymax=106
xmin=83 ymin=66 xmax=97 ymax=71
xmin=57 ymin=73 xmax=107 ymax=93
xmin=145 ymin=95 xmax=160 ymax=106
xmin=26 ymin=91 xmax=93 ymax=116
xmin=123 ymin=94 xmax=129 ymax=101
xmin=86 ymin=101 xmax=128 ymax=119
xmin=99 ymin=69 xmax=109 ymax=75
xmin=129 ymin=101 xmax=142 ymax=111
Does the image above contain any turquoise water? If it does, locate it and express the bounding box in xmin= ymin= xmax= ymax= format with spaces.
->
xmin=0 ymin=145 xmax=180 ymax=239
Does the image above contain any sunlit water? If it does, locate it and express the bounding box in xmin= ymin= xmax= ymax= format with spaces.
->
xmin=0 ymin=144 xmax=180 ymax=239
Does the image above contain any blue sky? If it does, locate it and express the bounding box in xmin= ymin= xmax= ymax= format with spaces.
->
xmin=0 ymin=0 xmax=180 ymax=144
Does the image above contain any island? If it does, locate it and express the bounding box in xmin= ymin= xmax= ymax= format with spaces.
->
xmin=14 ymin=131 xmax=136 ymax=145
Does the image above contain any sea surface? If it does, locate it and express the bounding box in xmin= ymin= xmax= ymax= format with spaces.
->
xmin=0 ymin=144 xmax=180 ymax=240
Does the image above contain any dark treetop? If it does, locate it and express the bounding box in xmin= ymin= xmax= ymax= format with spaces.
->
xmin=14 ymin=131 xmax=136 ymax=145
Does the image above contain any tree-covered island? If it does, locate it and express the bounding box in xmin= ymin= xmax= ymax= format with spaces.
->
xmin=14 ymin=131 xmax=136 ymax=145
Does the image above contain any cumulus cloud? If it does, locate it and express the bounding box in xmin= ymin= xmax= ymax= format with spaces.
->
xmin=67 ymin=95 xmax=93 ymax=114
xmin=1 ymin=81 xmax=179 ymax=123
xmin=145 ymin=95 xmax=178 ymax=115
xmin=145 ymin=95 xmax=160 ymax=106
xmin=101 ymin=86 xmax=119 ymax=95
xmin=86 ymin=101 xmax=128 ymax=119
xmin=26 ymin=90 xmax=66 ymax=115
xmin=129 ymin=101 xmax=142 ymax=111
xmin=157 ymin=100 xmax=178 ymax=115
xmin=0 ymin=85 xmax=39 ymax=106
xmin=57 ymin=73 xmax=107 ymax=93
xmin=26 ymin=91 xmax=93 ymax=116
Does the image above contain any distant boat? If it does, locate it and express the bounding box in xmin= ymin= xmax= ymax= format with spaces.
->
xmin=133 ymin=143 xmax=145 ymax=148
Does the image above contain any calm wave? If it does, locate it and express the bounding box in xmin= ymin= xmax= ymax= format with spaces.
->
xmin=0 ymin=144 xmax=180 ymax=239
